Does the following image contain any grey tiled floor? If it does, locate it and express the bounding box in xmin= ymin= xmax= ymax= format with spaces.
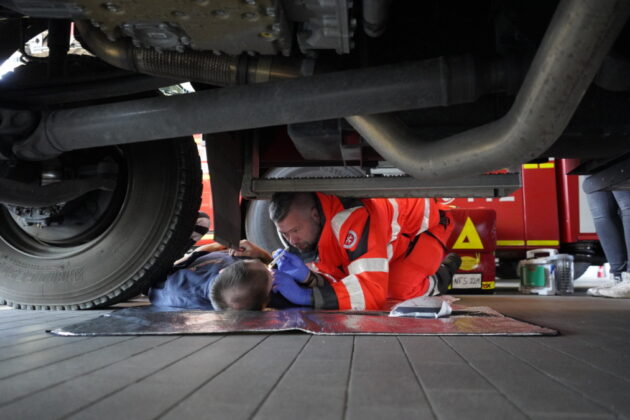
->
xmin=1 ymin=294 xmax=630 ymax=420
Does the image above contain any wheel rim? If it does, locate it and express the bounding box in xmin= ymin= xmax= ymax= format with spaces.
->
xmin=0 ymin=147 xmax=128 ymax=258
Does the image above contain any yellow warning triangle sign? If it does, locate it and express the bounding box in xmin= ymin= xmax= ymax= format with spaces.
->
xmin=452 ymin=217 xmax=484 ymax=249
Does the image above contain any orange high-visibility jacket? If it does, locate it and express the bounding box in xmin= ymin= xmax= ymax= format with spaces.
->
xmin=307 ymin=193 xmax=452 ymax=310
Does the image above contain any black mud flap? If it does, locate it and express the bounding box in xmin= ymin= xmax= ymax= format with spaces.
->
xmin=204 ymin=131 xmax=246 ymax=249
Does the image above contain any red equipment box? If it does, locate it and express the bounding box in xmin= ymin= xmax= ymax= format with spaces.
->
xmin=446 ymin=208 xmax=497 ymax=292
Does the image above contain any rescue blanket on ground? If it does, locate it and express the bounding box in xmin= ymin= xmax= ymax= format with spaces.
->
xmin=49 ymin=305 xmax=557 ymax=336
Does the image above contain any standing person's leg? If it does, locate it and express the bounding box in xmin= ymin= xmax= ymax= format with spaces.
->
xmin=594 ymin=190 xmax=630 ymax=298
xmin=587 ymin=190 xmax=626 ymax=276
xmin=612 ymin=190 xmax=630 ymax=273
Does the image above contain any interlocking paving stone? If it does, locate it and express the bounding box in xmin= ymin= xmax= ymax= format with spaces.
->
xmin=2 ymin=295 xmax=630 ymax=419
xmin=0 ymin=336 xmax=169 ymax=405
xmin=0 ymin=336 xmax=91 ymax=362
xmin=489 ymin=337 xmax=630 ymax=414
xmin=444 ymin=337 xmax=615 ymax=417
xmin=67 ymin=335 xmax=266 ymax=420
xmin=427 ymin=390 xmax=529 ymax=420
xmin=0 ymin=337 xmax=214 ymax=419
xmin=345 ymin=336 xmax=435 ymax=419
xmin=159 ymin=335 xmax=310 ymax=420
xmin=0 ymin=315 xmax=93 ymax=338
xmin=254 ymin=336 xmax=353 ymax=420
xmin=536 ymin=335 xmax=630 ymax=379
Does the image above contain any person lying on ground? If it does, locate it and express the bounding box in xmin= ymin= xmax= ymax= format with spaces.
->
xmin=148 ymin=240 xmax=280 ymax=311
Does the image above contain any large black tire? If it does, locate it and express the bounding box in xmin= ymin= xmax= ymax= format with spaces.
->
xmin=0 ymin=138 xmax=202 ymax=309
xmin=561 ymin=240 xmax=605 ymax=280
xmin=245 ymin=166 xmax=365 ymax=252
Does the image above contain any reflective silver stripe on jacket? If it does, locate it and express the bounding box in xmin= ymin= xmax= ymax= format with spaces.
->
xmin=310 ymin=263 xmax=340 ymax=284
xmin=348 ymin=258 xmax=389 ymax=275
xmin=423 ymin=274 xmax=438 ymax=296
xmin=331 ymin=206 xmax=363 ymax=242
xmin=414 ymin=198 xmax=432 ymax=237
xmin=342 ymin=274 xmax=366 ymax=310
xmin=387 ymin=198 xmax=401 ymax=261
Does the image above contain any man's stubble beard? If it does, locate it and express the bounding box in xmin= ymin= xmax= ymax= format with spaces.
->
xmin=298 ymin=220 xmax=323 ymax=255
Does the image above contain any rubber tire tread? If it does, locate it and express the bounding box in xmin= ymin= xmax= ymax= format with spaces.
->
xmin=0 ymin=137 xmax=201 ymax=310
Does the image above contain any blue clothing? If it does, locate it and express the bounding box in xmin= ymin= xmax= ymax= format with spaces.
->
xmin=149 ymin=251 xmax=237 ymax=310
xmin=585 ymin=188 xmax=630 ymax=276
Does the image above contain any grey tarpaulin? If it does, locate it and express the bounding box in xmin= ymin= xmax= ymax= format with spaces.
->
xmin=49 ymin=305 xmax=557 ymax=336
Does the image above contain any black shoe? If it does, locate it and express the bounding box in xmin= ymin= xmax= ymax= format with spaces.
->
xmin=436 ymin=253 xmax=462 ymax=293
xmin=443 ymin=253 xmax=462 ymax=273
xmin=187 ymin=211 xmax=211 ymax=249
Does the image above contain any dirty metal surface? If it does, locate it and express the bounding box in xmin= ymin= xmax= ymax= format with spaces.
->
xmin=243 ymin=173 xmax=521 ymax=199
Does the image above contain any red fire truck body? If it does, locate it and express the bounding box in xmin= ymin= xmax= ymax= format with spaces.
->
xmin=444 ymin=159 xmax=599 ymax=283
xmin=197 ymin=132 xmax=600 ymax=282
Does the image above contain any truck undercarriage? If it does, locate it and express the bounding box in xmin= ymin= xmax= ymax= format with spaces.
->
xmin=0 ymin=0 xmax=629 ymax=309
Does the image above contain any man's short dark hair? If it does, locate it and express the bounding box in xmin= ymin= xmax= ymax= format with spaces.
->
xmin=269 ymin=192 xmax=317 ymax=223
xmin=210 ymin=260 xmax=269 ymax=310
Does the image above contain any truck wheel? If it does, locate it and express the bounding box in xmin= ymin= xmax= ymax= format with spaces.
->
xmin=561 ymin=241 xmax=605 ymax=280
xmin=0 ymin=138 xmax=201 ymax=309
xmin=245 ymin=166 xmax=365 ymax=252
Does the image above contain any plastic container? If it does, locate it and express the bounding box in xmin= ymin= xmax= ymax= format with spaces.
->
xmin=553 ymin=254 xmax=575 ymax=295
xmin=518 ymin=249 xmax=575 ymax=295
xmin=518 ymin=249 xmax=557 ymax=295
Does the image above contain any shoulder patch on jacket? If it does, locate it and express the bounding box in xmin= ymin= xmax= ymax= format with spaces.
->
xmin=346 ymin=219 xmax=370 ymax=261
xmin=343 ymin=230 xmax=358 ymax=249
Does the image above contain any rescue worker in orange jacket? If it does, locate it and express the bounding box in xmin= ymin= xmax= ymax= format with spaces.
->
xmin=268 ymin=192 xmax=456 ymax=310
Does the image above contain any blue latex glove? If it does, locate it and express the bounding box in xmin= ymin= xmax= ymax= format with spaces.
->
xmin=272 ymin=270 xmax=313 ymax=306
xmin=273 ymin=249 xmax=310 ymax=283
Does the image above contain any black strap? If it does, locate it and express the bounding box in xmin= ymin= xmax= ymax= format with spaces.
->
xmin=313 ymin=282 xmax=339 ymax=309
xmin=439 ymin=210 xmax=450 ymax=228
xmin=404 ymin=210 xmax=450 ymax=258
xmin=168 ymin=250 xmax=211 ymax=274
xmin=404 ymin=233 xmax=422 ymax=258
xmin=339 ymin=197 xmax=364 ymax=209
xmin=193 ymin=225 xmax=209 ymax=235
xmin=346 ymin=217 xmax=370 ymax=261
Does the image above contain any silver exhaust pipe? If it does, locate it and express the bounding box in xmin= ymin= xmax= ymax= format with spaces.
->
xmin=14 ymin=55 xmax=512 ymax=160
xmin=347 ymin=0 xmax=630 ymax=180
